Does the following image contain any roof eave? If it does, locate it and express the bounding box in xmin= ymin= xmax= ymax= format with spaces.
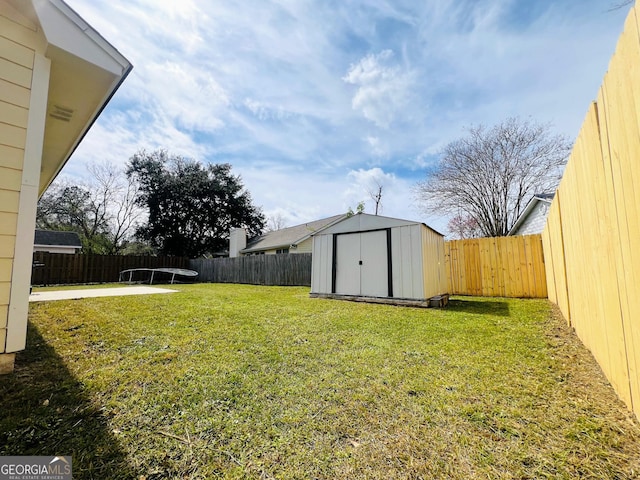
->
xmin=508 ymin=196 xmax=553 ymax=235
xmin=33 ymin=0 xmax=133 ymax=195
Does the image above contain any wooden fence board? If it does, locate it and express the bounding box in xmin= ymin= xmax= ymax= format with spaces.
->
xmin=444 ymin=235 xmax=547 ymax=298
xmin=190 ymin=253 xmax=313 ymax=287
xmin=542 ymin=4 xmax=640 ymax=419
xmin=31 ymin=253 xmax=189 ymax=285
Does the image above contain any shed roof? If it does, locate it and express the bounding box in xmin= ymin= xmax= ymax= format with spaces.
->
xmin=315 ymin=213 xmax=444 ymax=237
xmin=34 ymin=229 xmax=82 ymax=248
xmin=242 ymin=214 xmax=347 ymax=253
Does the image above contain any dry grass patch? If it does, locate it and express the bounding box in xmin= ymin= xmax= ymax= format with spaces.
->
xmin=1 ymin=284 xmax=639 ymax=479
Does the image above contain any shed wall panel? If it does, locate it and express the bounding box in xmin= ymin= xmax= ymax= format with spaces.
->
xmin=310 ymin=235 xmax=332 ymax=294
xmin=391 ymin=225 xmax=424 ymax=299
xmin=422 ymin=226 xmax=447 ymax=298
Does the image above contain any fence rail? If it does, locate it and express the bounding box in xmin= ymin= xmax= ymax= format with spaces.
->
xmin=444 ymin=235 xmax=547 ymax=298
xmin=190 ymin=254 xmax=312 ymax=286
xmin=542 ymin=5 xmax=640 ymax=420
xmin=31 ymin=252 xmax=188 ymax=285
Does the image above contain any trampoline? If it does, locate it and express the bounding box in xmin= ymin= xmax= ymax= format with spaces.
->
xmin=119 ymin=267 xmax=198 ymax=285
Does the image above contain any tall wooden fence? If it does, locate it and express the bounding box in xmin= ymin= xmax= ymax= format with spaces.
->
xmin=542 ymin=5 xmax=640 ymax=419
xmin=444 ymin=235 xmax=547 ymax=298
xmin=31 ymin=253 xmax=188 ymax=285
xmin=190 ymin=253 xmax=312 ymax=286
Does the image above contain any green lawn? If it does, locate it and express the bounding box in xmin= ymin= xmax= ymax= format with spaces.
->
xmin=2 ymin=284 xmax=639 ymax=479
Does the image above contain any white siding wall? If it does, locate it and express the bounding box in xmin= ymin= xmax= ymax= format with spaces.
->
xmin=512 ymin=202 xmax=551 ymax=236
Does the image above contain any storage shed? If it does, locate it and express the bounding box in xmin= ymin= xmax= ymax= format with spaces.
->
xmin=310 ymin=213 xmax=447 ymax=305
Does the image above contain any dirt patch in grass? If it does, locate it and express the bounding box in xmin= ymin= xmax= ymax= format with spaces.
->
xmin=1 ymin=285 xmax=639 ymax=479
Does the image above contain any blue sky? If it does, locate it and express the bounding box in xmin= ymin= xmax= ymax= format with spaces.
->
xmin=63 ymin=0 xmax=630 ymax=233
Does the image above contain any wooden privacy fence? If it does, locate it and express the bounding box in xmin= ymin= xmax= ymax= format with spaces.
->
xmin=190 ymin=253 xmax=312 ymax=286
xmin=542 ymin=5 xmax=640 ymax=420
xmin=31 ymin=252 xmax=188 ymax=285
xmin=444 ymin=235 xmax=547 ymax=298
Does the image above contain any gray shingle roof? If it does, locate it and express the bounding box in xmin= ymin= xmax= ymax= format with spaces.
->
xmin=242 ymin=214 xmax=346 ymax=253
xmin=34 ymin=230 xmax=82 ymax=248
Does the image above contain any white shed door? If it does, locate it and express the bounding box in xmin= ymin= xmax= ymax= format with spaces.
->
xmin=335 ymin=230 xmax=389 ymax=297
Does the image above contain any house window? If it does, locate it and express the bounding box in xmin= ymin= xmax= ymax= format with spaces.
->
xmin=276 ymin=248 xmax=289 ymax=254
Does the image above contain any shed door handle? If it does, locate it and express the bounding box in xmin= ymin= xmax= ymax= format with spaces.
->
xmin=359 ymin=260 xmax=363 ymax=265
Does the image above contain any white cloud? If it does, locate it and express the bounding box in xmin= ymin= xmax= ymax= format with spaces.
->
xmin=365 ymin=136 xmax=388 ymax=157
xmin=61 ymin=0 xmax=630 ymax=233
xmin=343 ymin=50 xmax=415 ymax=128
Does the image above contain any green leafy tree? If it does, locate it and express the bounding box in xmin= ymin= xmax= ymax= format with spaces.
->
xmin=36 ymin=183 xmax=112 ymax=253
xmin=346 ymin=201 xmax=365 ymax=217
xmin=127 ymin=150 xmax=265 ymax=257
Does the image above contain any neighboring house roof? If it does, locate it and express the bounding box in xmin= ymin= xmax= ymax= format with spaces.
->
xmin=508 ymin=193 xmax=555 ymax=236
xmin=242 ymin=214 xmax=347 ymax=254
xmin=34 ymin=230 xmax=82 ymax=248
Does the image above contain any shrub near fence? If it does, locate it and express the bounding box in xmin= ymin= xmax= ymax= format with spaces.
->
xmin=190 ymin=253 xmax=312 ymax=286
xmin=32 ymin=253 xmax=189 ymax=285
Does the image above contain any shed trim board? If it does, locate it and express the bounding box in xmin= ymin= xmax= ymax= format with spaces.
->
xmin=331 ymin=228 xmax=393 ymax=297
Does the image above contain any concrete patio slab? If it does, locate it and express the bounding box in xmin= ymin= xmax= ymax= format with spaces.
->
xmin=29 ymin=286 xmax=178 ymax=302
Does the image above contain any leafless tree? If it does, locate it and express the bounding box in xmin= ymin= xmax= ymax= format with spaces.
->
xmin=414 ymin=117 xmax=571 ymax=237
xmin=37 ymin=162 xmax=144 ymax=254
xmin=367 ymin=181 xmax=383 ymax=215
xmin=265 ymin=213 xmax=287 ymax=232
xmin=87 ymin=161 xmax=145 ymax=254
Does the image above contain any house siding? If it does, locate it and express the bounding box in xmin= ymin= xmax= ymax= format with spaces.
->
xmin=294 ymin=238 xmax=312 ymax=253
xmin=0 ymin=3 xmax=37 ymax=355
xmin=512 ymin=202 xmax=551 ymax=236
